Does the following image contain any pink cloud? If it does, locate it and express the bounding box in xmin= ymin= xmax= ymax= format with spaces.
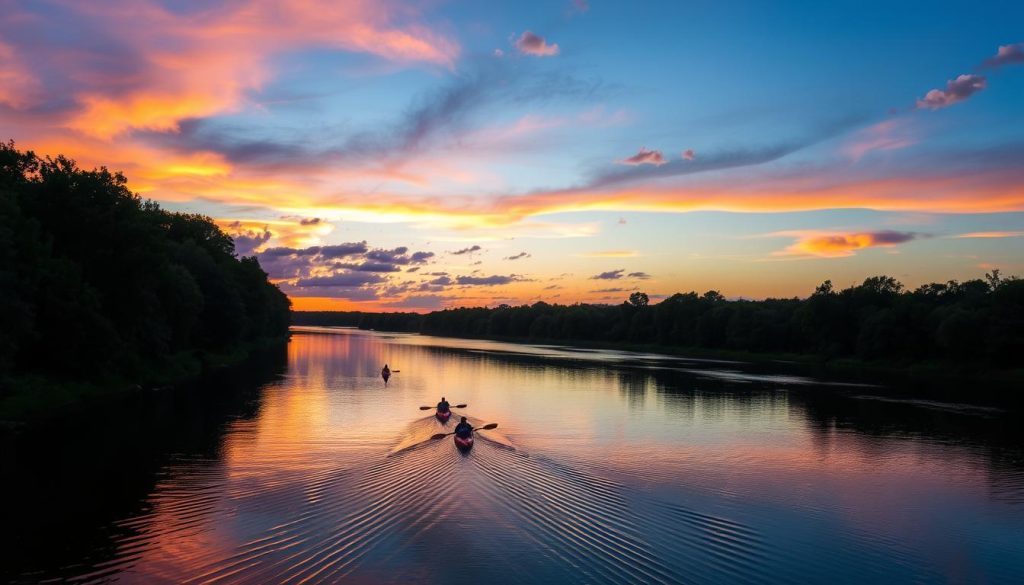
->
xmin=620 ymin=147 xmax=665 ymax=166
xmin=843 ymin=120 xmax=916 ymax=161
xmin=570 ymin=0 xmax=591 ymax=14
xmin=916 ymin=74 xmax=986 ymax=110
xmin=0 ymin=41 xmax=37 ymax=108
xmin=681 ymin=149 xmax=696 ymax=161
xmin=984 ymin=43 xmax=1024 ymax=68
xmin=515 ymin=31 xmax=560 ymax=56
xmin=0 ymin=1 xmax=459 ymax=138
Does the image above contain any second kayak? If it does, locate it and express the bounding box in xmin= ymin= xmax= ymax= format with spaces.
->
xmin=454 ymin=435 xmax=474 ymax=451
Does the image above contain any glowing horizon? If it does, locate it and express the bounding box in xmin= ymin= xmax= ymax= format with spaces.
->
xmin=2 ymin=1 xmax=1022 ymax=311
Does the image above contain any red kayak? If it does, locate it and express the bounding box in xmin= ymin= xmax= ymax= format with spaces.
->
xmin=435 ymin=409 xmax=451 ymax=422
xmin=454 ymin=435 xmax=474 ymax=451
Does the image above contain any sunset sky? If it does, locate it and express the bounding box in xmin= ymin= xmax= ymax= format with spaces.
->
xmin=2 ymin=0 xmax=1023 ymax=311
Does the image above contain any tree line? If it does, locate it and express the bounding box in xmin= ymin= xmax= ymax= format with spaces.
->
xmin=295 ymin=274 xmax=1024 ymax=367
xmin=0 ymin=142 xmax=290 ymax=401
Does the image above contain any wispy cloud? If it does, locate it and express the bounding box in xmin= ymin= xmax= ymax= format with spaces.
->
xmin=952 ymin=231 xmax=1024 ymax=239
xmin=152 ymin=60 xmax=606 ymax=174
xmin=450 ymin=245 xmax=482 ymax=255
xmin=843 ymin=120 xmax=916 ymax=160
xmin=0 ymin=1 xmax=459 ymax=139
xmin=382 ymin=294 xmax=450 ymax=310
xmin=588 ymin=115 xmax=866 ymax=189
xmin=456 ymin=275 xmax=521 ymax=286
xmin=504 ymin=252 xmax=531 ymax=260
xmin=620 ymin=147 xmax=665 ymax=166
xmin=681 ymin=149 xmax=696 ymax=161
xmin=295 ymin=272 xmax=386 ymax=288
xmin=590 ymin=269 xmax=625 ymax=280
xmin=569 ymin=0 xmax=590 ymax=15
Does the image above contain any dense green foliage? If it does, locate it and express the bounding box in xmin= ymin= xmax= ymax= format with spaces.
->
xmin=296 ymin=273 xmax=1024 ymax=367
xmin=0 ymin=142 xmax=290 ymax=392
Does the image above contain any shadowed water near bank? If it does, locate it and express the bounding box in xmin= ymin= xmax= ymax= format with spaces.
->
xmin=2 ymin=328 xmax=1023 ymax=583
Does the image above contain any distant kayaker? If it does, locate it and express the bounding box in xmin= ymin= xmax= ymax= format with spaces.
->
xmin=382 ymin=364 xmax=391 ymax=383
xmin=437 ymin=396 xmax=450 ymax=413
xmin=454 ymin=417 xmax=472 ymax=439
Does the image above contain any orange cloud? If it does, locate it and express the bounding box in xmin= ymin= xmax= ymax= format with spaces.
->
xmin=952 ymin=231 xmax=1024 ymax=238
xmin=774 ymin=230 xmax=919 ymax=258
xmin=216 ymin=217 xmax=334 ymax=251
xmin=169 ymin=166 xmax=1024 ymax=232
xmin=3 ymin=1 xmax=458 ymax=139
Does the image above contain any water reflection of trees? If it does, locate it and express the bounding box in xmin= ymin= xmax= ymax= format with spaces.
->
xmin=414 ymin=339 xmax=1024 ymax=504
xmin=0 ymin=346 xmax=287 ymax=582
xmin=794 ymin=388 xmax=1024 ymax=505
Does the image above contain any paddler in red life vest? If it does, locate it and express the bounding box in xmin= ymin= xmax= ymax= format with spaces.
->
xmin=454 ymin=417 xmax=472 ymax=439
xmin=437 ymin=396 xmax=450 ymax=413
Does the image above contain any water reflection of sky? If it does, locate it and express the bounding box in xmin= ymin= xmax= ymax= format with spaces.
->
xmin=5 ymin=328 xmax=1023 ymax=583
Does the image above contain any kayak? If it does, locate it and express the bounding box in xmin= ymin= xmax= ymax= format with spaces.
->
xmin=435 ymin=409 xmax=451 ymax=422
xmin=454 ymin=434 xmax=474 ymax=451
xmin=382 ymin=370 xmax=390 ymax=383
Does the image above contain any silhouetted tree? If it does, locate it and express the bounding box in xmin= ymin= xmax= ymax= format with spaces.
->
xmin=0 ymin=142 xmax=290 ymax=393
xmin=628 ymin=291 xmax=649 ymax=307
xmin=295 ymin=272 xmax=1023 ymax=369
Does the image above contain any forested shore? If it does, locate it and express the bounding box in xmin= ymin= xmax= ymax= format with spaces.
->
xmin=294 ymin=273 xmax=1024 ymax=376
xmin=0 ymin=143 xmax=291 ymax=420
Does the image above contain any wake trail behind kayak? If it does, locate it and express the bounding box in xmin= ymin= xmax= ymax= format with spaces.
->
xmin=389 ymin=414 xmax=514 ymax=455
xmin=45 ymin=414 xmax=762 ymax=585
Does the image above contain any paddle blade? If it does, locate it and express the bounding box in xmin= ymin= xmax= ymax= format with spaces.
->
xmin=480 ymin=423 xmax=498 ymax=430
xmin=454 ymin=404 xmax=468 ymax=408
xmin=429 ymin=433 xmax=449 ymax=440
xmin=419 ymin=406 xmax=432 ymax=410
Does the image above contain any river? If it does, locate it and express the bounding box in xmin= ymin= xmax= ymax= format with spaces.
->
xmin=3 ymin=327 xmax=1023 ymax=583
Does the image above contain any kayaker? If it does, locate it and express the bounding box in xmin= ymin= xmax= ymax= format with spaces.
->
xmin=437 ymin=396 xmax=450 ymax=413
xmin=454 ymin=417 xmax=472 ymax=439
xmin=382 ymin=364 xmax=391 ymax=378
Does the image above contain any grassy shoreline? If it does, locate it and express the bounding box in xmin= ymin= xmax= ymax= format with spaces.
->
xmin=0 ymin=336 xmax=289 ymax=427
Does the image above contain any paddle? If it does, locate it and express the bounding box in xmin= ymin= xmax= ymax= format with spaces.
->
xmin=430 ymin=423 xmax=498 ymax=440
xmin=419 ymin=404 xmax=467 ymax=410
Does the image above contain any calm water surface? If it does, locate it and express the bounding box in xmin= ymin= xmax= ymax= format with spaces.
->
xmin=3 ymin=327 xmax=1024 ymax=583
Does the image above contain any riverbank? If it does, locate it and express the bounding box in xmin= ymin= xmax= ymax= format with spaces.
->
xmin=321 ymin=325 xmax=1024 ymax=402
xmin=503 ymin=334 xmax=1022 ymax=391
xmin=0 ymin=336 xmax=289 ymax=427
